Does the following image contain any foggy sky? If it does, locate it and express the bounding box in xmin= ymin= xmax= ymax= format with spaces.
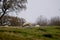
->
xmin=18 ymin=0 xmax=60 ymax=23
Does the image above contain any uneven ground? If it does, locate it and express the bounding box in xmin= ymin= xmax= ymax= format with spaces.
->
xmin=0 ymin=26 xmax=60 ymax=40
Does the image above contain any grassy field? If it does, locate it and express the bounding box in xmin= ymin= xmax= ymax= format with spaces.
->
xmin=0 ymin=26 xmax=60 ymax=40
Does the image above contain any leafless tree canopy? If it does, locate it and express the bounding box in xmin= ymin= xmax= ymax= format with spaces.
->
xmin=36 ymin=16 xmax=48 ymax=26
xmin=0 ymin=15 xmax=26 ymax=26
xmin=50 ymin=16 xmax=60 ymax=26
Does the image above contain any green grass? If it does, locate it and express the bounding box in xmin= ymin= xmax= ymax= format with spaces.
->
xmin=0 ymin=26 xmax=60 ymax=40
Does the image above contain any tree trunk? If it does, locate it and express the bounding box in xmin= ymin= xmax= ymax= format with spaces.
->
xmin=0 ymin=9 xmax=6 ymax=25
xmin=0 ymin=10 xmax=6 ymax=20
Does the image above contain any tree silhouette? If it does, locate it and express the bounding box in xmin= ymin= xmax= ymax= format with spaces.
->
xmin=0 ymin=0 xmax=27 ymax=20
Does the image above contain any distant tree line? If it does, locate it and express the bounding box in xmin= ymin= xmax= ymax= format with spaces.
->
xmin=49 ymin=16 xmax=60 ymax=26
xmin=35 ymin=16 xmax=60 ymax=26
xmin=0 ymin=15 xmax=60 ymax=26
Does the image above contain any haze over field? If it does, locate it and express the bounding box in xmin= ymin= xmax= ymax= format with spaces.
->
xmin=18 ymin=0 xmax=60 ymax=23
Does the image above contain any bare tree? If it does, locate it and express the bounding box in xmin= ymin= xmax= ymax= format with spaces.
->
xmin=50 ymin=16 xmax=60 ymax=26
xmin=20 ymin=18 xmax=26 ymax=27
xmin=36 ymin=15 xmax=48 ymax=26
xmin=0 ymin=0 xmax=27 ymax=20
xmin=0 ymin=15 xmax=26 ymax=26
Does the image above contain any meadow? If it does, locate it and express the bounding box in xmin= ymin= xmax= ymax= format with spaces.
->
xmin=0 ymin=26 xmax=60 ymax=40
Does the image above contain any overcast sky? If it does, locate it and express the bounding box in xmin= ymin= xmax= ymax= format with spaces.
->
xmin=18 ymin=0 xmax=60 ymax=23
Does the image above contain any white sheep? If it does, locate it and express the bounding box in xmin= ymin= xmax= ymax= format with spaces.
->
xmin=35 ymin=25 xmax=40 ymax=27
xmin=23 ymin=22 xmax=32 ymax=27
